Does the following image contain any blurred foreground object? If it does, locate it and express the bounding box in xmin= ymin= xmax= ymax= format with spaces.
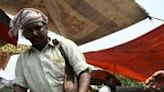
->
xmin=90 ymin=69 xmax=121 ymax=92
xmin=99 ymin=85 xmax=111 ymax=92
xmin=0 ymin=77 xmax=12 ymax=92
xmin=0 ymin=43 xmax=26 ymax=69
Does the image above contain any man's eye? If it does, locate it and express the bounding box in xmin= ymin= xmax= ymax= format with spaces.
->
xmin=35 ymin=26 xmax=45 ymax=31
xmin=35 ymin=26 xmax=41 ymax=30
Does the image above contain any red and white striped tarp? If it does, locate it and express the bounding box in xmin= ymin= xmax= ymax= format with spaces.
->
xmin=85 ymin=24 xmax=164 ymax=81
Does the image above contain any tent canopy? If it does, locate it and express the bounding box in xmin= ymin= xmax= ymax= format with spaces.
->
xmin=0 ymin=0 xmax=148 ymax=45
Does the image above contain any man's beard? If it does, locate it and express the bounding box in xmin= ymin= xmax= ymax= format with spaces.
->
xmin=31 ymin=37 xmax=47 ymax=50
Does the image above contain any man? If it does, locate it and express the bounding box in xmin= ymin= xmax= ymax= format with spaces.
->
xmin=9 ymin=8 xmax=91 ymax=92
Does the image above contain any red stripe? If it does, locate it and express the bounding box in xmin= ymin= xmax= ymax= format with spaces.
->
xmin=85 ymin=24 xmax=164 ymax=82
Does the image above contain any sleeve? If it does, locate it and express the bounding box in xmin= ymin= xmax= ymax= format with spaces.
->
xmin=61 ymin=39 xmax=91 ymax=76
xmin=11 ymin=55 xmax=28 ymax=88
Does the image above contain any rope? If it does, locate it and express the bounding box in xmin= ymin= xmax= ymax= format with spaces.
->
xmin=148 ymin=16 xmax=164 ymax=22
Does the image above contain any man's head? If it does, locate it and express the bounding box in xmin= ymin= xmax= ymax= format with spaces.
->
xmin=22 ymin=21 xmax=48 ymax=47
xmin=9 ymin=8 xmax=49 ymax=49
xmin=9 ymin=8 xmax=48 ymax=37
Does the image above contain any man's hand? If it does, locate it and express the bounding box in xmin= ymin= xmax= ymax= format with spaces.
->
xmin=64 ymin=80 xmax=74 ymax=92
xmin=145 ymin=70 xmax=164 ymax=90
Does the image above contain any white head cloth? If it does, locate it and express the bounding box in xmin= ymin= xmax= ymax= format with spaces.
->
xmin=99 ymin=85 xmax=111 ymax=92
xmin=9 ymin=8 xmax=48 ymax=37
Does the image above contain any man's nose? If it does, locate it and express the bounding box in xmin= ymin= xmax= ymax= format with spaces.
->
xmin=32 ymin=30 xmax=39 ymax=35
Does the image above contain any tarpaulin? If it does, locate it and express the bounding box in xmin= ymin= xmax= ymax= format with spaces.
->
xmin=0 ymin=9 xmax=18 ymax=45
xmin=0 ymin=0 xmax=148 ymax=45
xmin=85 ymin=24 xmax=164 ymax=82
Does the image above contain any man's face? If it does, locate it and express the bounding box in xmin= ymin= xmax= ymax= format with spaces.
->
xmin=22 ymin=21 xmax=48 ymax=46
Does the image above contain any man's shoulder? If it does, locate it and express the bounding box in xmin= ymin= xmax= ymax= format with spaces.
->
xmin=51 ymin=35 xmax=75 ymax=46
xmin=19 ymin=46 xmax=34 ymax=56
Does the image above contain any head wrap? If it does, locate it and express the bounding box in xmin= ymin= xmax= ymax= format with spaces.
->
xmin=9 ymin=8 xmax=48 ymax=37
